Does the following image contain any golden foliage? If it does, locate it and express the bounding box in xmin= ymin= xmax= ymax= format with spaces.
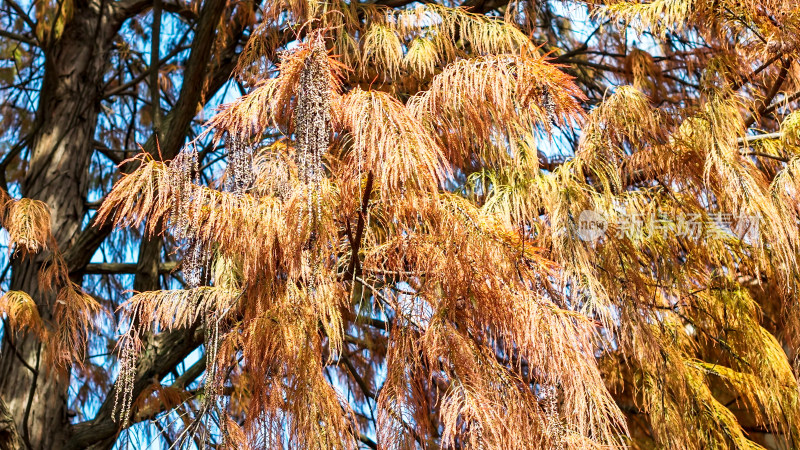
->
xmin=132 ymin=383 xmax=191 ymax=422
xmin=93 ymin=4 xmax=800 ymax=447
xmin=123 ymin=287 xmax=242 ymax=332
xmin=595 ymin=0 xmax=704 ymax=37
xmin=47 ymin=282 xmax=104 ymax=370
xmin=0 ymin=281 xmax=102 ymax=372
xmin=410 ymin=54 xmax=585 ymax=173
xmin=95 ymin=154 xmax=174 ymax=235
xmin=594 ymin=0 xmax=800 ymax=70
xmin=0 ymin=290 xmax=45 ymax=338
xmin=215 ymin=36 xmax=344 ymax=140
xmin=335 ymin=88 xmax=449 ymax=195
xmin=5 ymin=198 xmax=52 ymax=256
xmin=0 ymin=188 xmax=106 ymax=373
xmin=362 ymin=24 xmax=405 ymax=79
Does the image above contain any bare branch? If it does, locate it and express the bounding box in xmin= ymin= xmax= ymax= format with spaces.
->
xmin=2 ymin=0 xmax=37 ymax=35
xmin=81 ymin=261 xmax=179 ymax=275
xmin=0 ymin=29 xmax=36 ymax=46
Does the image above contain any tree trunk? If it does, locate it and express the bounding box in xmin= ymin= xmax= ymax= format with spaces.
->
xmin=0 ymin=1 xmax=126 ymax=448
xmin=0 ymin=0 xmax=233 ymax=445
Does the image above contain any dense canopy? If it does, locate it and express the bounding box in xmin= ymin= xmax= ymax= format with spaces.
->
xmin=2 ymin=0 xmax=800 ymax=448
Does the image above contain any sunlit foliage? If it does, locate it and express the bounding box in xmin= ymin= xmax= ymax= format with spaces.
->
xmin=3 ymin=0 xmax=800 ymax=447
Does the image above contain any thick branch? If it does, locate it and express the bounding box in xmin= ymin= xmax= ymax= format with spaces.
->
xmin=340 ymin=353 xmax=376 ymax=399
xmin=149 ymin=0 xmax=163 ymax=138
xmin=66 ymin=328 xmax=204 ymax=450
xmin=344 ymin=172 xmax=374 ymax=281
xmin=65 ymin=0 xmax=254 ymax=273
xmin=81 ymin=261 xmax=178 ymax=275
xmin=754 ymin=90 xmax=800 ymax=122
xmin=130 ymin=357 xmax=206 ymax=424
xmin=0 ymin=29 xmax=36 ymax=46
xmin=148 ymin=0 xmax=228 ymax=161
xmin=744 ymin=57 xmax=793 ymax=128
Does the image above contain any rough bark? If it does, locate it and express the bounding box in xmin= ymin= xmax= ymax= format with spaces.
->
xmin=0 ymin=0 xmax=256 ymax=446
xmin=0 ymin=395 xmax=22 ymax=450
xmin=0 ymin=0 xmax=146 ymax=448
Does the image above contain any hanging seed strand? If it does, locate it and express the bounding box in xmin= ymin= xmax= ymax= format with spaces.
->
xmin=169 ymin=150 xmax=191 ymax=240
xmin=295 ymin=37 xmax=331 ymax=232
xmin=184 ymin=238 xmax=206 ymax=289
xmin=184 ymin=148 xmax=197 ymax=233
xmin=541 ymin=85 xmax=557 ymax=128
xmin=226 ymin=134 xmax=255 ymax=196
xmin=294 ymin=37 xmax=331 ymax=295
xmin=270 ymin=155 xmax=291 ymax=201
xmin=169 ymin=146 xmax=212 ymax=289
xmin=191 ymin=145 xmax=199 ymax=185
xmin=170 ymin=146 xmax=209 ymax=289
xmin=183 ymin=190 xmax=209 ymax=290
xmin=112 ymin=334 xmax=138 ymax=427
xmin=169 ymin=154 xmax=184 ymax=232
xmin=473 ymin=422 xmax=486 ymax=450
xmin=169 ymin=146 xmax=199 ymax=241
xmin=544 ymin=384 xmax=564 ymax=450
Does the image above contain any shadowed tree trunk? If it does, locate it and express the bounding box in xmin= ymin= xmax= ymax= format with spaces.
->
xmin=0 ymin=0 xmax=235 ymax=446
xmin=0 ymin=0 xmax=144 ymax=447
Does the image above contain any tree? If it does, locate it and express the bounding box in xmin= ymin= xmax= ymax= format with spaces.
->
xmin=1 ymin=0 xmax=800 ymax=447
